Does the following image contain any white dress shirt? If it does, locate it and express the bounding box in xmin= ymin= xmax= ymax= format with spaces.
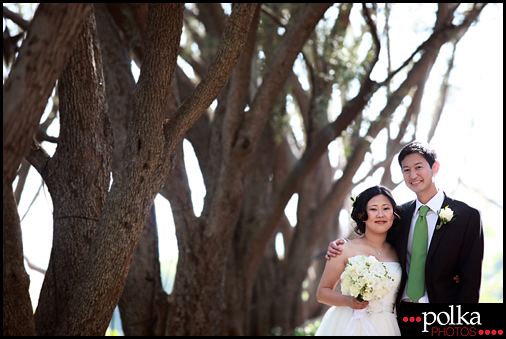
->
xmin=401 ymin=189 xmax=445 ymax=303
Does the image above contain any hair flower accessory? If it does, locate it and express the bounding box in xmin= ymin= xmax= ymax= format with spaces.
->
xmin=350 ymin=195 xmax=357 ymax=206
xmin=436 ymin=206 xmax=456 ymax=230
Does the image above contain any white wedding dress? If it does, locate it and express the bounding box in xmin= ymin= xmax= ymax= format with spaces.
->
xmin=315 ymin=262 xmax=402 ymax=336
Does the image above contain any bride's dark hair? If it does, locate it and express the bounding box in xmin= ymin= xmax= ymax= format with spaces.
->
xmin=351 ymin=185 xmax=400 ymax=235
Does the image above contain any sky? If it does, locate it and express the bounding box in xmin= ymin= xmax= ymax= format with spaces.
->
xmin=5 ymin=3 xmax=502 ymax=308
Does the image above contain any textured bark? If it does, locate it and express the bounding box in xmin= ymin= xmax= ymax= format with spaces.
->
xmin=163 ymin=3 xmax=258 ymax=150
xmin=103 ymin=3 xmax=147 ymax=67
xmin=118 ymin=205 xmax=169 ymax=336
xmin=94 ymin=4 xmax=170 ymax=336
xmin=4 ymin=3 xmax=487 ymax=337
xmin=33 ymin=7 xmax=113 ymax=335
xmin=49 ymin=4 xmax=183 ymax=335
xmin=3 ymin=3 xmax=90 ymax=194
xmin=3 ymin=7 xmax=90 ymax=331
xmin=94 ymin=3 xmax=136 ymax=174
xmin=214 ymin=3 xmax=335 ymax=335
xmin=3 ymin=188 xmax=37 ymax=336
xmin=164 ymin=4 xmax=258 ymax=335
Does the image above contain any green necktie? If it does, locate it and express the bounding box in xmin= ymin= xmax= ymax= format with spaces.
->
xmin=407 ymin=205 xmax=430 ymax=303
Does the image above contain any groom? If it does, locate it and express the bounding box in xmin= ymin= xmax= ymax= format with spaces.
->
xmin=326 ymin=142 xmax=484 ymax=330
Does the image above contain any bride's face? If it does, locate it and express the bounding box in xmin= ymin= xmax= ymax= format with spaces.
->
xmin=364 ymin=194 xmax=395 ymax=233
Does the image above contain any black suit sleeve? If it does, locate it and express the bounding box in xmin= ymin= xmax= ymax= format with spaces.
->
xmin=455 ymin=207 xmax=484 ymax=303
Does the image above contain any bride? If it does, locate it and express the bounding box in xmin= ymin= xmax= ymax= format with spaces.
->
xmin=315 ymin=186 xmax=402 ymax=336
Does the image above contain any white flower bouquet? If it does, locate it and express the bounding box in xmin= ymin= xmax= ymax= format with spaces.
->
xmin=340 ymin=255 xmax=393 ymax=302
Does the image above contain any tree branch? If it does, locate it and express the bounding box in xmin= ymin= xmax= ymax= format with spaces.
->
xmin=3 ymin=186 xmax=37 ymax=335
xmin=428 ymin=40 xmax=457 ymax=142
xmin=54 ymin=5 xmax=185 ymax=336
xmin=362 ymin=3 xmax=381 ymax=78
xmin=25 ymin=139 xmax=50 ymax=175
xmin=196 ymin=3 xmax=227 ymax=40
xmin=159 ymin=141 xmax=196 ymax=223
xmin=24 ymin=256 xmax=46 ymax=275
xmin=164 ymin=3 xmax=258 ymax=149
xmin=34 ymin=6 xmax=114 ymax=335
xmin=3 ymin=3 xmax=90 ymax=195
xmin=3 ymin=5 xmax=31 ymax=30
xmin=236 ymin=3 xmax=333 ymax=152
xmin=314 ymin=4 xmax=488 ymax=229
xmin=54 ymin=4 xmax=258 ymax=335
xmin=204 ymin=3 xmax=334 ymax=244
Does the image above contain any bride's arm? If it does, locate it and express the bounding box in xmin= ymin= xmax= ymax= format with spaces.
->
xmin=316 ymin=246 xmax=368 ymax=310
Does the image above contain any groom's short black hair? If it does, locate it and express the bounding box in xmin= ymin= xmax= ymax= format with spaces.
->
xmin=398 ymin=141 xmax=437 ymax=168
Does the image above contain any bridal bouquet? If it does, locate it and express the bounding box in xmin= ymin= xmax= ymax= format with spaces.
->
xmin=340 ymin=255 xmax=393 ymax=302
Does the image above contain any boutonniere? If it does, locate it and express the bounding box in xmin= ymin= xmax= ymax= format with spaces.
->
xmin=436 ymin=206 xmax=457 ymax=230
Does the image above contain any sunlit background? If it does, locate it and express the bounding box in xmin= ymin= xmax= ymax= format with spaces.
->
xmin=5 ymin=4 xmax=502 ymax=333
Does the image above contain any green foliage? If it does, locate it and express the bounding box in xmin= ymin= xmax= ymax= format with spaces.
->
xmin=294 ymin=320 xmax=321 ymax=336
xmin=256 ymin=4 xmax=293 ymax=77
xmin=105 ymin=328 xmax=120 ymax=336
xmin=265 ymin=319 xmax=322 ymax=336
xmin=479 ymin=246 xmax=503 ymax=303
xmin=266 ymin=326 xmax=282 ymax=336
xmin=271 ymin=106 xmax=291 ymax=146
xmin=310 ymin=4 xmax=364 ymax=90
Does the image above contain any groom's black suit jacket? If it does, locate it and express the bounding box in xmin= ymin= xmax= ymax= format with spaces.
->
xmin=387 ymin=192 xmax=484 ymax=310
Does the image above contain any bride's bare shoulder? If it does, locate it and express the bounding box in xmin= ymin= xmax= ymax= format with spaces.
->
xmin=339 ymin=238 xmax=363 ymax=258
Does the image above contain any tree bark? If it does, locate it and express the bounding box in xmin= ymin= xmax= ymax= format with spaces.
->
xmin=219 ymin=4 xmax=334 ymax=335
xmin=118 ymin=205 xmax=169 ymax=336
xmin=95 ymin=4 xmax=171 ymax=335
xmin=33 ymin=6 xmax=113 ymax=335
xmin=165 ymin=4 xmax=258 ymax=335
xmin=49 ymin=4 xmax=184 ymax=335
xmin=3 ymin=3 xmax=90 ymax=194
xmin=4 ymin=3 xmax=487 ymax=336
xmin=3 ymin=7 xmax=90 ymax=332
xmin=3 ymin=188 xmax=36 ymax=336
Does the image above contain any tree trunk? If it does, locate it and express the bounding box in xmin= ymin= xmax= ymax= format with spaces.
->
xmin=216 ymin=4 xmax=333 ymax=336
xmin=162 ymin=4 xmax=258 ymax=336
xmin=3 ymin=4 xmax=91 ymax=193
xmin=118 ymin=205 xmax=169 ymax=335
xmin=48 ymin=4 xmax=184 ymax=335
xmin=3 ymin=6 xmax=90 ymax=332
xmin=4 ymin=3 xmax=487 ymax=336
xmin=274 ymin=153 xmax=337 ymax=334
xmin=34 ymin=7 xmax=114 ymax=335
xmin=94 ymin=4 xmax=171 ymax=335
xmin=3 ymin=188 xmax=37 ymax=336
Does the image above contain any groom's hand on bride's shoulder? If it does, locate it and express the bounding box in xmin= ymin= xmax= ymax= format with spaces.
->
xmin=325 ymin=238 xmax=347 ymax=260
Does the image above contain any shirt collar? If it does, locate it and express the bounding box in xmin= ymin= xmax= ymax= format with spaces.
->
xmin=415 ymin=189 xmax=445 ymax=214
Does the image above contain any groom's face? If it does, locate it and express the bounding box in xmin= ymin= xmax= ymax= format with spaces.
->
xmin=401 ymin=153 xmax=439 ymax=196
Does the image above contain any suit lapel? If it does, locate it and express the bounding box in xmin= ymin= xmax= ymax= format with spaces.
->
xmin=427 ymin=193 xmax=455 ymax=263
